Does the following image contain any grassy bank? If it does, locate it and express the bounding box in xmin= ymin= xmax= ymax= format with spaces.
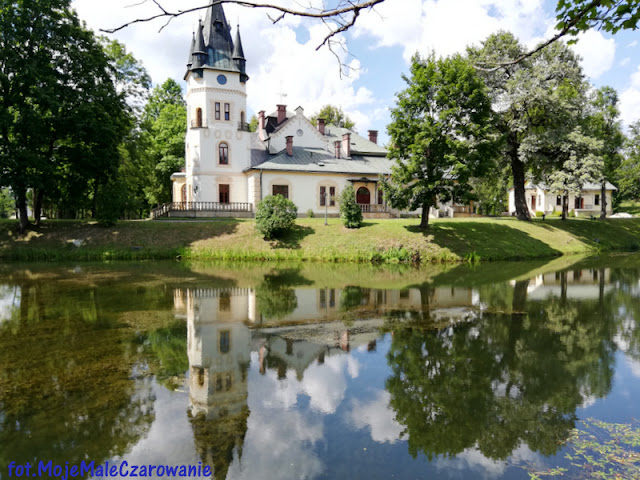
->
xmin=1 ymin=216 xmax=639 ymax=263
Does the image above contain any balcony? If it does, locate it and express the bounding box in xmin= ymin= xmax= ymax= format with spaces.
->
xmin=237 ymin=121 xmax=251 ymax=132
xmin=190 ymin=120 xmax=208 ymax=129
xmin=151 ymin=202 xmax=253 ymax=219
xmin=357 ymin=204 xmax=388 ymax=213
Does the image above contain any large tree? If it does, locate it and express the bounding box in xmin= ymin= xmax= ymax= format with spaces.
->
xmin=619 ymin=120 xmax=640 ymax=202
xmin=468 ymin=32 xmax=586 ymax=221
xmin=0 ymin=0 xmax=130 ymax=232
xmin=584 ymin=86 xmax=624 ymax=218
xmin=383 ymin=53 xmax=495 ymax=229
xmin=545 ymin=127 xmax=603 ymax=219
xmin=140 ymin=79 xmax=187 ymax=206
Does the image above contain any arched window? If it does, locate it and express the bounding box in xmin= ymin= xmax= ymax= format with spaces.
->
xmin=356 ymin=186 xmax=370 ymax=204
xmin=219 ymin=142 xmax=229 ymax=165
xmin=195 ymin=108 xmax=203 ymax=127
xmin=240 ymin=111 xmax=245 ymax=125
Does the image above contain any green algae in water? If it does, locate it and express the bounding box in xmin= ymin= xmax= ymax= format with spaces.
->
xmin=525 ymin=418 xmax=640 ymax=479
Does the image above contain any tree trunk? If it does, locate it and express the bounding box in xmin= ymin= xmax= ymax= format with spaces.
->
xmin=561 ymin=194 xmax=568 ymax=221
xmin=419 ymin=202 xmax=431 ymax=229
xmin=16 ymin=187 xmax=30 ymax=234
xmin=510 ymin=150 xmax=530 ymax=221
xmin=600 ymin=181 xmax=607 ymax=219
xmin=33 ymin=189 xmax=44 ymax=227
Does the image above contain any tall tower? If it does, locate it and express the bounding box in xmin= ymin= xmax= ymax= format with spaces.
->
xmin=183 ymin=4 xmax=250 ymax=205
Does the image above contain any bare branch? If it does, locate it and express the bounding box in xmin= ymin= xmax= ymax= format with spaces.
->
xmin=102 ymin=0 xmax=385 ymax=42
xmin=474 ymin=0 xmax=604 ymax=72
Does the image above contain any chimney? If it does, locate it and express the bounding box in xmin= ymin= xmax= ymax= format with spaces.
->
xmin=334 ymin=141 xmax=341 ymax=159
xmin=258 ymin=110 xmax=265 ymax=131
xmin=368 ymin=130 xmax=378 ymax=144
xmin=277 ymin=104 xmax=287 ymax=125
xmin=286 ymin=136 xmax=293 ymax=156
xmin=317 ymin=118 xmax=326 ymax=135
xmin=342 ymin=133 xmax=351 ymax=158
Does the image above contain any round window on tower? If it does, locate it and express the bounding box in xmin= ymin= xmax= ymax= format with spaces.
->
xmin=217 ymin=74 xmax=227 ymax=85
xmin=296 ymin=129 xmax=304 ymax=137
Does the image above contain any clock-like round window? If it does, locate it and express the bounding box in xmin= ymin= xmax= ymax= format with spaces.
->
xmin=217 ymin=74 xmax=227 ymax=85
xmin=296 ymin=129 xmax=304 ymax=137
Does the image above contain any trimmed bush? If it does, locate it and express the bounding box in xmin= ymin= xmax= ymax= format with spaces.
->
xmin=306 ymin=209 xmax=315 ymax=218
xmin=535 ymin=211 xmax=545 ymax=217
xmin=255 ymin=194 xmax=298 ymax=239
xmin=339 ymin=185 xmax=363 ymax=228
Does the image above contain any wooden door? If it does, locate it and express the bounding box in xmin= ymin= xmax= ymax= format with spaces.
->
xmin=356 ymin=187 xmax=370 ymax=204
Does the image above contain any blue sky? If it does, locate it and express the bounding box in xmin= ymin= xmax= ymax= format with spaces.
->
xmin=73 ymin=0 xmax=640 ymax=144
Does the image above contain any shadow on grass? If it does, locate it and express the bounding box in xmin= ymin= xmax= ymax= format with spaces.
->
xmin=270 ymin=225 xmax=314 ymax=250
xmin=405 ymin=221 xmax=562 ymax=260
xmin=0 ymin=218 xmax=245 ymax=252
xmin=533 ymin=218 xmax=640 ymax=252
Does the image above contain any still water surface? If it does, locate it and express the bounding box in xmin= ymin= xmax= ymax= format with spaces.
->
xmin=1 ymin=256 xmax=640 ymax=479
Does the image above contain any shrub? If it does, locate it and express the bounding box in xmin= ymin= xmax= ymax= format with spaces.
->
xmin=255 ymin=194 xmax=298 ymax=239
xmin=569 ymin=209 xmax=576 ymax=218
xmin=306 ymin=209 xmax=315 ymax=218
xmin=535 ymin=211 xmax=545 ymax=217
xmin=339 ymin=185 xmax=362 ymax=228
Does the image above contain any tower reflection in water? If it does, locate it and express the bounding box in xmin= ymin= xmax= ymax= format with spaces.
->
xmin=173 ymin=265 xmax=619 ymax=479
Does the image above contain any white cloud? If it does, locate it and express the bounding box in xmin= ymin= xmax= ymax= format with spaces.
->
xmin=621 ymin=57 xmax=631 ymax=66
xmin=72 ymin=0 xmax=379 ymax=125
xmin=628 ymin=40 xmax=638 ymax=48
xmin=620 ymin=65 xmax=640 ymax=126
xmin=570 ymin=30 xmax=616 ymax=79
xmin=354 ymin=0 xmax=552 ymax=62
xmin=627 ymin=357 xmax=640 ymax=378
xmin=433 ymin=443 xmax=542 ymax=479
xmin=347 ymin=390 xmax=404 ymax=444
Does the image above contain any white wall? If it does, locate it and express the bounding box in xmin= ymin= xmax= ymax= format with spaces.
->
xmin=261 ymin=172 xmax=384 ymax=214
xmin=185 ymin=69 xmax=251 ymax=203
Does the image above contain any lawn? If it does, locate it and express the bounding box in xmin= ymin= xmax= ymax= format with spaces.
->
xmin=1 ymin=216 xmax=639 ymax=263
xmin=618 ymin=200 xmax=640 ymax=217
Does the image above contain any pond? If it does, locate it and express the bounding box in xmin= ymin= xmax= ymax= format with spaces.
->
xmin=1 ymin=255 xmax=639 ymax=480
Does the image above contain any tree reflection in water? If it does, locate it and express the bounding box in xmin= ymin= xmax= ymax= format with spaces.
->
xmin=385 ymin=273 xmax=617 ymax=461
xmin=0 ymin=276 xmax=156 ymax=469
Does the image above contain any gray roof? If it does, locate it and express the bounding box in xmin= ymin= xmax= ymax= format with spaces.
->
xmin=186 ymin=4 xmax=247 ymax=79
xmin=324 ymin=126 xmax=387 ymax=156
xmin=246 ymin=147 xmax=394 ymax=175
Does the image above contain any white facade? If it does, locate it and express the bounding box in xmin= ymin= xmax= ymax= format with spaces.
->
xmin=172 ymin=4 xmax=392 ymax=216
xmin=508 ymin=181 xmax=616 ymax=217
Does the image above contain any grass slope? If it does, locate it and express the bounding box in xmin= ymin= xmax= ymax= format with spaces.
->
xmin=1 ymin=217 xmax=639 ymax=263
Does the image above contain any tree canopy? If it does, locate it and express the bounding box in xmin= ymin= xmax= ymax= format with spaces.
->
xmin=383 ymin=53 xmax=495 ymax=228
xmin=469 ymin=32 xmax=587 ymax=221
xmin=311 ymin=105 xmax=355 ymax=130
xmin=0 ymin=0 xmax=131 ymax=231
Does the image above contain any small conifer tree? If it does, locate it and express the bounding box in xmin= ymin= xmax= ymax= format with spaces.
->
xmin=339 ymin=185 xmax=362 ymax=228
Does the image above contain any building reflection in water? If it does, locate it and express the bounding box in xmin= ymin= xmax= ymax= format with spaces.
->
xmin=174 ymin=266 xmax=615 ymax=479
xmin=175 ymin=280 xmax=483 ymax=478
xmin=177 ymin=287 xmax=252 ymax=480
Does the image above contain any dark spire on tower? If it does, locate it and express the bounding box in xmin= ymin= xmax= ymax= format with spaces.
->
xmin=191 ymin=20 xmax=207 ymax=70
xmin=185 ymin=3 xmax=248 ymax=81
xmin=187 ymin=32 xmax=196 ymax=68
xmin=233 ymin=24 xmax=248 ymax=83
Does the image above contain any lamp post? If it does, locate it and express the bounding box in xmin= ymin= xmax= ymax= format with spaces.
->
xmin=324 ymin=191 xmax=328 ymax=226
